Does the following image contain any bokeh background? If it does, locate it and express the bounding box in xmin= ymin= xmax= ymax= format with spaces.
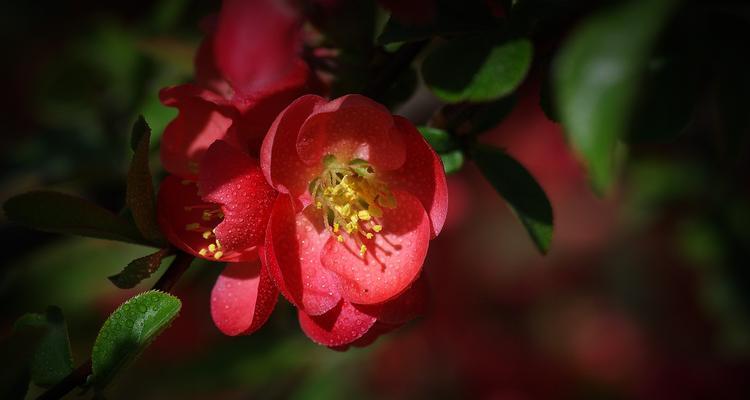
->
xmin=2 ymin=0 xmax=750 ymax=399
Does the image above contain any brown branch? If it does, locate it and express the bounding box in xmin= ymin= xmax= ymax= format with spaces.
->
xmin=37 ymin=251 xmax=194 ymax=400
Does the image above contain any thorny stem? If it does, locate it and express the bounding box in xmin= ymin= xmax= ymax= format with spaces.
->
xmin=37 ymin=250 xmax=195 ymax=400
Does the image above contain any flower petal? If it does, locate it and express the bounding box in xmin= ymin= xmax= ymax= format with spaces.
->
xmin=382 ymin=116 xmax=448 ymax=238
xmin=365 ymin=273 xmax=429 ymax=325
xmin=265 ymin=195 xmax=341 ymax=315
xmin=321 ymin=190 xmax=431 ymax=304
xmin=296 ymin=94 xmax=406 ymax=171
xmin=157 ymin=175 xmax=257 ymax=261
xmin=199 ymin=141 xmax=278 ymax=256
xmin=298 ymin=300 xmax=377 ymax=347
xmin=261 ymin=94 xmax=327 ymax=204
xmin=331 ymin=321 xmax=401 ymax=351
xmin=214 ymin=0 xmax=303 ymax=95
xmin=159 ymin=84 xmax=238 ymax=178
xmin=210 ymin=260 xmax=278 ymax=336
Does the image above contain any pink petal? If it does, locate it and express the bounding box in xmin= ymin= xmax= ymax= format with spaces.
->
xmin=265 ymin=195 xmax=341 ymax=315
xmin=296 ymin=94 xmax=406 ymax=171
xmin=157 ymin=175 xmax=258 ymax=262
xmin=321 ymin=190 xmax=431 ymax=304
xmin=382 ymin=116 xmax=448 ymax=238
xmin=298 ymin=300 xmax=377 ymax=347
xmin=210 ymin=260 xmax=278 ymax=336
xmin=214 ymin=0 xmax=303 ymax=95
xmin=159 ymin=84 xmax=238 ymax=179
xmin=260 ymin=94 xmax=327 ymax=204
xmin=199 ymin=141 xmax=278 ymax=256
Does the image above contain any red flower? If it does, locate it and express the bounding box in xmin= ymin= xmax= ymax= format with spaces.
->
xmin=156 ymin=0 xmax=322 ymax=337
xmin=260 ymin=94 xmax=448 ymax=347
xmin=157 ymin=0 xmax=319 ymax=264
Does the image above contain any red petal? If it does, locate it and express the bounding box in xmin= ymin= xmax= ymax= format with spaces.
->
xmin=214 ymin=0 xmax=303 ymax=95
xmin=210 ymin=260 xmax=278 ymax=336
xmin=296 ymin=95 xmax=406 ymax=171
xmin=366 ymin=273 xmax=429 ymax=325
xmin=321 ymin=190 xmax=431 ymax=304
xmin=329 ymin=321 xmax=400 ymax=351
xmin=199 ymin=141 xmax=277 ymax=256
xmin=157 ymin=175 xmax=257 ymax=261
xmin=261 ymin=94 xmax=327 ymax=204
xmin=194 ymin=32 xmax=234 ymax=99
xmin=298 ymin=300 xmax=377 ymax=347
xmin=382 ymin=116 xmax=448 ymax=238
xmin=230 ymin=62 xmax=313 ymax=156
xmin=265 ymin=195 xmax=341 ymax=315
xmin=159 ymin=84 xmax=238 ymax=178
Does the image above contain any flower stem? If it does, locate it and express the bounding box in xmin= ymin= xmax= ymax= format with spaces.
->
xmin=364 ymin=40 xmax=428 ymax=102
xmin=36 ymin=250 xmax=194 ymax=400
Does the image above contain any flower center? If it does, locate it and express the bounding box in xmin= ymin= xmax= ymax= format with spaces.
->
xmin=309 ymin=155 xmax=396 ymax=256
xmin=181 ymin=181 xmax=225 ymax=259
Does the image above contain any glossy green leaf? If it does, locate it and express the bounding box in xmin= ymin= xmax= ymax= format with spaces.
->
xmin=418 ymin=126 xmax=457 ymax=153
xmin=472 ymin=144 xmax=553 ymax=254
xmin=3 ymin=191 xmax=147 ymax=245
xmin=440 ymin=150 xmax=465 ymax=174
xmin=108 ymin=248 xmax=173 ymax=289
xmin=14 ymin=306 xmax=74 ymax=387
xmin=91 ymin=290 xmax=181 ymax=391
xmin=126 ymin=116 xmax=164 ymax=245
xmin=422 ymin=35 xmax=532 ymax=103
xmin=553 ymin=0 xmax=677 ymax=192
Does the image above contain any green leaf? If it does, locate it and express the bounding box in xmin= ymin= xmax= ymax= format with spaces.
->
xmin=3 ymin=191 xmax=147 ymax=245
xmin=14 ymin=306 xmax=74 ymax=388
xmin=91 ymin=290 xmax=181 ymax=391
xmin=418 ymin=127 xmax=457 ymax=153
xmin=440 ymin=150 xmax=465 ymax=174
xmin=108 ymin=248 xmax=174 ymax=289
xmin=422 ymin=35 xmax=532 ymax=103
xmin=553 ymin=0 xmax=677 ymax=192
xmin=126 ymin=116 xmax=165 ymax=245
xmin=472 ymin=144 xmax=553 ymax=254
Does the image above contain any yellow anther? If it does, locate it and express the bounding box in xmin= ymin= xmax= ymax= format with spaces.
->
xmin=185 ymin=223 xmax=201 ymax=231
xmin=208 ymin=244 xmax=217 ymax=252
xmin=202 ymin=231 xmax=213 ymax=239
xmin=198 ymin=249 xmax=208 ymax=256
xmin=213 ymin=251 xmax=223 ymax=259
xmin=310 ymin=156 xmax=395 ymax=246
xmin=216 ymin=239 xmax=222 ymax=249
xmin=372 ymin=225 xmax=382 ymax=232
xmin=359 ymin=244 xmax=367 ymax=256
xmin=368 ymin=205 xmax=383 ymax=218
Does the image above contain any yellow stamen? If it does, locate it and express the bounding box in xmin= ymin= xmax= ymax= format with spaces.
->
xmin=372 ymin=225 xmax=382 ymax=232
xmin=213 ymin=251 xmax=223 ymax=259
xmin=359 ymin=244 xmax=367 ymax=256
